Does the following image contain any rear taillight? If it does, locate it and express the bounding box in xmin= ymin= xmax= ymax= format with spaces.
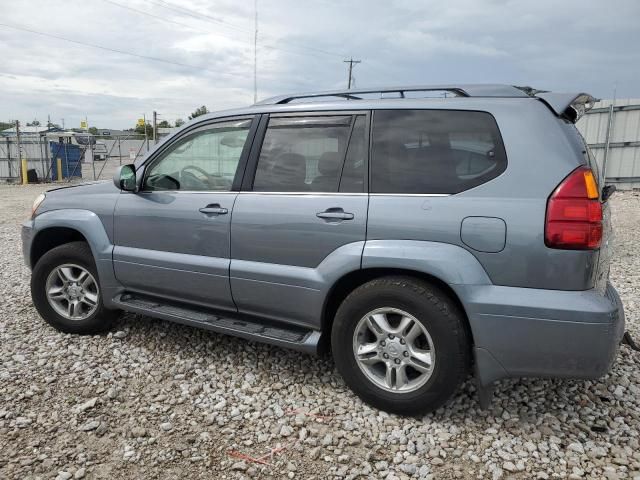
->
xmin=545 ymin=166 xmax=602 ymax=250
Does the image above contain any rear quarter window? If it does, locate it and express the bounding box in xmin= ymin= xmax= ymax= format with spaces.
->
xmin=371 ymin=109 xmax=507 ymax=194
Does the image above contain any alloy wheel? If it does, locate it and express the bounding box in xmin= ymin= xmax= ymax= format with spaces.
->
xmin=45 ymin=264 xmax=99 ymax=321
xmin=352 ymin=307 xmax=435 ymax=393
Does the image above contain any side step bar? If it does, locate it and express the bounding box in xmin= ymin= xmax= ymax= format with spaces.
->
xmin=113 ymin=293 xmax=321 ymax=354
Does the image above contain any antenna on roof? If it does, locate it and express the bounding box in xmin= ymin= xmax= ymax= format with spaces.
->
xmin=253 ymin=0 xmax=258 ymax=103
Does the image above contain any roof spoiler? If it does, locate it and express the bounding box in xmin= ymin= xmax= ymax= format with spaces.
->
xmin=535 ymin=92 xmax=596 ymax=123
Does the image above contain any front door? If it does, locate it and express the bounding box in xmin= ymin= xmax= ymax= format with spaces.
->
xmin=113 ymin=116 xmax=256 ymax=311
xmin=230 ymin=113 xmax=369 ymax=328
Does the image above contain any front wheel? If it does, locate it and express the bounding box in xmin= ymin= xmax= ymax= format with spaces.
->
xmin=331 ymin=276 xmax=470 ymax=416
xmin=31 ymin=241 xmax=117 ymax=334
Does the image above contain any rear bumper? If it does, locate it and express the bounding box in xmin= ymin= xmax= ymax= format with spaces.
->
xmin=459 ymin=282 xmax=625 ymax=387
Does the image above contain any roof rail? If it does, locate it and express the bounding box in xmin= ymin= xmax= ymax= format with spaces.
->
xmin=256 ymin=84 xmax=530 ymax=105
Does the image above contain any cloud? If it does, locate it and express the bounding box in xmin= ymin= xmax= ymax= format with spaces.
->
xmin=1 ymin=0 xmax=639 ymax=128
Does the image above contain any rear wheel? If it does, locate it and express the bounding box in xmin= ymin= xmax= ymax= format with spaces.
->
xmin=31 ymin=242 xmax=117 ymax=334
xmin=331 ymin=276 xmax=470 ymax=415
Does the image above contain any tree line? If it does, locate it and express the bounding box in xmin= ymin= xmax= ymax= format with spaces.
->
xmin=133 ymin=105 xmax=209 ymax=135
xmin=2 ymin=105 xmax=211 ymax=136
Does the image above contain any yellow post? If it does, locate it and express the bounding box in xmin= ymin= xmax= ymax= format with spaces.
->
xmin=21 ymin=158 xmax=28 ymax=185
xmin=56 ymin=158 xmax=63 ymax=182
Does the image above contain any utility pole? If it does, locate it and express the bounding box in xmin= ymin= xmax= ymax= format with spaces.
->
xmin=152 ymin=110 xmax=158 ymax=145
xmin=602 ymin=85 xmax=617 ymax=183
xmin=253 ymin=0 xmax=258 ymax=103
xmin=343 ymin=58 xmax=361 ymax=89
xmin=143 ymin=113 xmax=149 ymax=151
xmin=87 ymin=116 xmax=95 ymax=180
xmin=16 ymin=120 xmax=24 ymax=183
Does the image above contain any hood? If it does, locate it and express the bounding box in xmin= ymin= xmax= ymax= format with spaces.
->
xmin=36 ymin=179 xmax=120 ymax=218
xmin=45 ymin=180 xmax=117 ymax=197
xmin=46 ymin=180 xmax=110 ymax=193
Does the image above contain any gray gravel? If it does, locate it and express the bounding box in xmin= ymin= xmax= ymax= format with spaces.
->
xmin=1 ymin=183 xmax=640 ymax=479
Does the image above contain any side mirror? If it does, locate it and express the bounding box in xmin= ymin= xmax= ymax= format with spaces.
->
xmin=113 ymin=164 xmax=137 ymax=192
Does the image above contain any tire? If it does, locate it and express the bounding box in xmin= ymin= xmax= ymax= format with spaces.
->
xmin=31 ymin=241 xmax=117 ymax=334
xmin=331 ymin=276 xmax=470 ymax=416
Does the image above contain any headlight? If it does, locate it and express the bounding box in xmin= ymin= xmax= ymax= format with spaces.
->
xmin=31 ymin=193 xmax=46 ymax=218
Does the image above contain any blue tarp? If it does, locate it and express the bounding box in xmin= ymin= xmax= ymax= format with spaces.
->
xmin=49 ymin=142 xmax=82 ymax=180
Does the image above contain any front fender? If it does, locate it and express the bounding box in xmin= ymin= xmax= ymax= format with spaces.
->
xmin=32 ymin=209 xmax=121 ymax=305
xmin=34 ymin=209 xmax=112 ymax=262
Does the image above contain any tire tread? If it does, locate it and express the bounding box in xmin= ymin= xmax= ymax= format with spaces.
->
xmin=31 ymin=241 xmax=116 ymax=334
xmin=331 ymin=275 xmax=470 ymax=415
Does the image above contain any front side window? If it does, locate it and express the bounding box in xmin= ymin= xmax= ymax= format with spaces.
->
xmin=371 ymin=110 xmax=507 ymax=194
xmin=253 ymin=115 xmax=365 ymax=192
xmin=144 ymin=119 xmax=251 ymax=191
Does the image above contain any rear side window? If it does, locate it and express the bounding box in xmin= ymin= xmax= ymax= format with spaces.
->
xmin=253 ymin=115 xmax=366 ymax=192
xmin=371 ymin=110 xmax=507 ymax=194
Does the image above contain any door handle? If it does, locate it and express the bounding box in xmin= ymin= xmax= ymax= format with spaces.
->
xmin=199 ymin=204 xmax=228 ymax=215
xmin=316 ymin=208 xmax=354 ymax=221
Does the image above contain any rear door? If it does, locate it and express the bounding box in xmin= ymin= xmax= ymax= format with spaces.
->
xmin=230 ymin=112 xmax=369 ymax=328
xmin=112 ymin=116 xmax=257 ymax=311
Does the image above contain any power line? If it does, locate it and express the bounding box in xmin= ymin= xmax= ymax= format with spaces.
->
xmin=147 ymin=0 xmax=251 ymax=34
xmin=146 ymin=0 xmax=347 ymax=59
xmin=102 ymin=0 xmax=227 ymax=37
xmin=0 ymin=22 xmax=243 ymax=78
xmin=102 ymin=0 xmax=343 ymax=62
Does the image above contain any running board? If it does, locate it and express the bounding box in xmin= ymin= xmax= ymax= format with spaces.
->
xmin=113 ymin=293 xmax=321 ymax=354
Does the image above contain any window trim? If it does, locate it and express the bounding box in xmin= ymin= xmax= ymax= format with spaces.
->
xmin=368 ymin=108 xmax=508 ymax=195
xmin=137 ymin=115 xmax=259 ymax=193
xmin=241 ymin=110 xmax=371 ymax=194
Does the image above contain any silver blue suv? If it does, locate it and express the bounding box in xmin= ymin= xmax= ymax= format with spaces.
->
xmin=22 ymin=85 xmax=626 ymax=415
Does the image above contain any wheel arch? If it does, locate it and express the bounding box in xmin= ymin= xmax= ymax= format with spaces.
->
xmin=32 ymin=209 xmax=113 ymax=264
xmin=321 ymin=268 xmax=475 ymax=351
xmin=30 ymin=227 xmax=89 ymax=268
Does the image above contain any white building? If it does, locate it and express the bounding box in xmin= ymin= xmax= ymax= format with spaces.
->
xmin=577 ymin=99 xmax=640 ymax=189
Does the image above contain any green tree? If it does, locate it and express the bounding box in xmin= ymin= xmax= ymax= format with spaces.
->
xmin=175 ymin=118 xmax=185 ymax=127
xmin=188 ymin=106 xmax=209 ymax=120
xmin=134 ymin=122 xmax=153 ymax=136
xmin=27 ymin=119 xmax=41 ymax=126
xmin=88 ymin=127 xmax=99 ymax=135
xmin=157 ymin=120 xmax=171 ymax=128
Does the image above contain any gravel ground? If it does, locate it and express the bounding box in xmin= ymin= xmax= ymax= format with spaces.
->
xmin=1 ymin=183 xmax=639 ymax=480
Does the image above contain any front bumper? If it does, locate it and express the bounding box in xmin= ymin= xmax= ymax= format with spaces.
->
xmin=460 ymin=282 xmax=625 ymax=388
xmin=21 ymin=220 xmax=34 ymax=269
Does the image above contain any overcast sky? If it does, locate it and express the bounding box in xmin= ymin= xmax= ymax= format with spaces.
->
xmin=1 ymin=0 xmax=639 ymax=129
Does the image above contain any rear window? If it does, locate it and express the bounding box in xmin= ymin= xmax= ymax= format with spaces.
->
xmin=253 ymin=115 xmax=365 ymax=192
xmin=371 ymin=110 xmax=507 ymax=194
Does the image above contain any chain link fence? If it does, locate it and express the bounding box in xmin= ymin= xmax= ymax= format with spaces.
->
xmin=0 ymin=133 xmax=169 ymax=184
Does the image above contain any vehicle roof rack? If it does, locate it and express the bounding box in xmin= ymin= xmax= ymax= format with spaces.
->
xmin=256 ymin=84 xmax=530 ymax=105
